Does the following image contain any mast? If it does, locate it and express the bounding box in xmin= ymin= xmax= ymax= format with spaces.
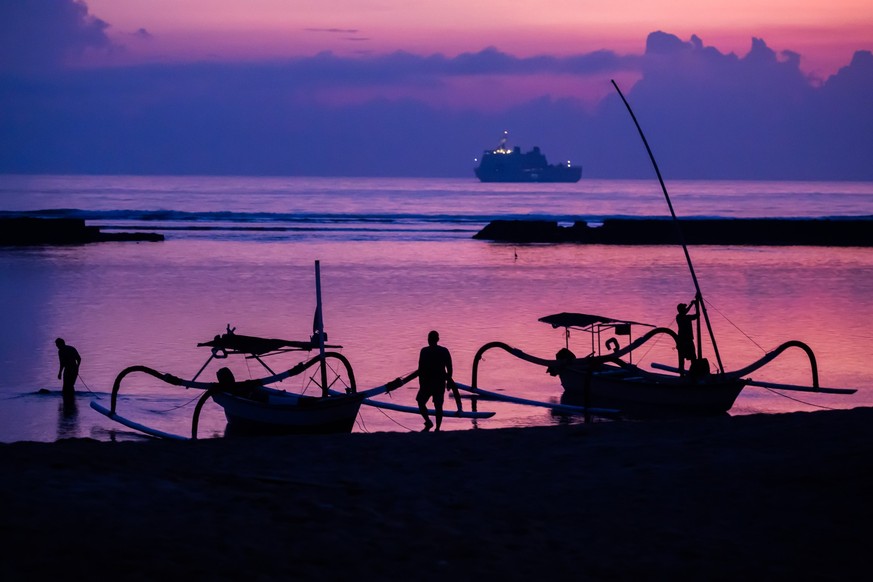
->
xmin=610 ymin=80 xmax=724 ymax=373
xmin=314 ymin=260 xmax=329 ymax=396
xmin=496 ymin=130 xmax=510 ymax=153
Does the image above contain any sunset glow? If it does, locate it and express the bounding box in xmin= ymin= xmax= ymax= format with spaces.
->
xmin=3 ymin=0 xmax=871 ymax=179
xmin=84 ymin=0 xmax=872 ymax=76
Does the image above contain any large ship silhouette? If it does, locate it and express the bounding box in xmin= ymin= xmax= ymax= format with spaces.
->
xmin=474 ymin=131 xmax=582 ymax=183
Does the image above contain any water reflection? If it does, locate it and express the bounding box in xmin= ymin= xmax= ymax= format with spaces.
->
xmin=1 ymin=239 xmax=871 ymax=443
xmin=56 ymin=397 xmax=79 ymax=439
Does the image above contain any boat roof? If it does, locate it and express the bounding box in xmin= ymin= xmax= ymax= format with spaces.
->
xmin=538 ymin=312 xmax=653 ymax=329
xmin=198 ymin=333 xmax=341 ymax=356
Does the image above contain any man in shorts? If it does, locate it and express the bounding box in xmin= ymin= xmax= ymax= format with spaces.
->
xmin=676 ymin=298 xmax=699 ymax=376
xmin=416 ymin=330 xmax=453 ymax=432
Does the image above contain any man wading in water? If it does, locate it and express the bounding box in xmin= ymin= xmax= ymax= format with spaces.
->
xmin=55 ymin=338 xmax=81 ymax=404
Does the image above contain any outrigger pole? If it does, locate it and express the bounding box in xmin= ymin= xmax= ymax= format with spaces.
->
xmin=610 ymin=80 xmax=725 ymax=373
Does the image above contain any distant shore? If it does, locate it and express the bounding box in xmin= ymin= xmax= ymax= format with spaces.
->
xmin=474 ymin=217 xmax=873 ymax=246
xmin=2 ymin=407 xmax=872 ymax=580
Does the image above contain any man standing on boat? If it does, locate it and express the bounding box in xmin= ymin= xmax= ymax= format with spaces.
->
xmin=676 ymin=299 xmax=699 ymax=376
xmin=417 ymin=330 xmax=454 ymax=432
xmin=55 ymin=338 xmax=81 ymax=404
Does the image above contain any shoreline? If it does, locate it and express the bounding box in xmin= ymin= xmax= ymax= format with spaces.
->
xmin=3 ymin=407 xmax=872 ymax=579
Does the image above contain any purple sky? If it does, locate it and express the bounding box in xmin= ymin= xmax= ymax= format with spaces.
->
xmin=0 ymin=0 xmax=871 ymax=179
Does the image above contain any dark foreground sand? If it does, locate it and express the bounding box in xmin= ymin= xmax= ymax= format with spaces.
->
xmin=3 ymin=408 xmax=873 ymax=580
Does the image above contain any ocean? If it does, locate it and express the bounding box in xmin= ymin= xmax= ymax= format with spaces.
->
xmin=1 ymin=175 xmax=872 ymax=442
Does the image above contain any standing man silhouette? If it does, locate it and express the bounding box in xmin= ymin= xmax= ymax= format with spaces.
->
xmin=675 ymin=299 xmax=699 ymax=376
xmin=416 ymin=330 xmax=453 ymax=432
xmin=55 ymin=338 xmax=81 ymax=403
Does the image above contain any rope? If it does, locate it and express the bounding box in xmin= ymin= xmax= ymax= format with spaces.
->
xmin=755 ymin=384 xmax=842 ymax=411
xmin=326 ymin=358 xmax=351 ymax=391
xmin=303 ymin=357 xmax=348 ymax=394
xmin=354 ymin=410 xmax=370 ymax=433
xmin=702 ymin=297 xmax=767 ymax=354
xmin=374 ymin=405 xmax=417 ymax=431
xmin=76 ymin=373 xmax=101 ymax=399
xmin=359 ymin=369 xmax=420 ymax=432
xmin=633 ymin=315 xmax=674 ymax=365
xmin=148 ymin=391 xmax=204 ymax=412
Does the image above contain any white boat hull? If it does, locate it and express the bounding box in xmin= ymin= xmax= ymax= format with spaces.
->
xmin=557 ymin=364 xmax=747 ymax=418
xmin=212 ymin=390 xmax=364 ymax=435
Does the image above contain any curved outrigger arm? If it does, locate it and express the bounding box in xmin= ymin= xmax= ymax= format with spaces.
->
xmin=330 ymin=369 xmax=420 ymax=399
xmin=721 ymin=340 xmax=855 ymax=394
xmin=723 ymin=340 xmax=819 ymax=386
xmin=472 ymin=327 xmax=683 ymax=388
xmin=108 ymin=351 xmax=358 ymax=415
xmin=380 ymin=369 xmax=420 ymax=393
xmin=601 ymin=327 xmax=680 ymax=364
xmin=471 ymin=341 xmax=556 ymax=389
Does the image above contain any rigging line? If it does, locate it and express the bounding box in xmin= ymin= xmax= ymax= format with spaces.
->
xmin=354 ymin=411 xmax=371 ymax=433
xmin=301 ymin=375 xmax=316 ymax=395
xmin=305 ymin=371 xmax=340 ymax=392
xmin=75 ymin=373 xmax=101 ymax=399
xmin=302 ymin=359 xmax=345 ymax=393
xmin=634 ymin=315 xmax=675 ymax=365
xmin=756 ymin=385 xmax=843 ymax=411
xmin=148 ymin=391 xmax=204 ymax=412
xmin=323 ymin=358 xmax=350 ymax=390
xmin=364 ymin=371 xmax=421 ymax=432
xmin=372 ymin=404 xmax=416 ymax=431
xmin=701 ymin=298 xmax=767 ymax=354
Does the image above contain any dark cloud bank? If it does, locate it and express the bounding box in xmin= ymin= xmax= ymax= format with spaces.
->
xmin=1 ymin=1 xmax=871 ymax=179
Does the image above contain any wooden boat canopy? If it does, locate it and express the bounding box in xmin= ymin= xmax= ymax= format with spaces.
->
xmin=539 ymin=312 xmax=654 ymax=332
xmin=197 ymin=331 xmax=341 ymax=357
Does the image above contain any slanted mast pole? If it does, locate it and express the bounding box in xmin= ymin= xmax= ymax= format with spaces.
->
xmin=610 ymin=80 xmax=724 ymax=373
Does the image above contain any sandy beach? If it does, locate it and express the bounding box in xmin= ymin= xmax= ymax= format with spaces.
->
xmin=2 ymin=407 xmax=872 ymax=580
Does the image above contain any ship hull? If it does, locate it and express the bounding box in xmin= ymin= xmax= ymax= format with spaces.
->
xmin=475 ymin=167 xmax=582 ymax=183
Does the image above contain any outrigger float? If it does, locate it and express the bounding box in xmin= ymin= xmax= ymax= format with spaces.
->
xmin=468 ymin=81 xmax=856 ymax=419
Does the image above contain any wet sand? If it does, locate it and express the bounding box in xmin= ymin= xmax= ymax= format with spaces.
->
xmin=2 ymin=407 xmax=872 ymax=580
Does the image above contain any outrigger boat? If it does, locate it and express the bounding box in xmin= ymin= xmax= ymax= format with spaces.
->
xmin=468 ymin=81 xmax=856 ymax=419
xmin=91 ymin=261 xmax=485 ymax=439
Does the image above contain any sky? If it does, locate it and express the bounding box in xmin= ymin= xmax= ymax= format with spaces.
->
xmin=1 ymin=0 xmax=871 ymax=179
xmin=84 ymin=0 xmax=870 ymax=77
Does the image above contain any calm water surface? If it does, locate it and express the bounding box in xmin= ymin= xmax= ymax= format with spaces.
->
xmin=1 ymin=176 xmax=872 ymax=442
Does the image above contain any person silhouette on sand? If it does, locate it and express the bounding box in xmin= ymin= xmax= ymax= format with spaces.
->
xmin=417 ymin=330 xmax=454 ymax=432
xmin=55 ymin=338 xmax=81 ymax=403
xmin=676 ymin=299 xmax=699 ymax=376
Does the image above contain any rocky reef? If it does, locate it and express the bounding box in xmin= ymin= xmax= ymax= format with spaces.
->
xmin=473 ymin=217 xmax=873 ymax=246
xmin=0 ymin=217 xmax=163 ymax=245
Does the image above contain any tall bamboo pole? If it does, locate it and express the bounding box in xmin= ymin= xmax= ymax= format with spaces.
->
xmin=610 ymin=80 xmax=724 ymax=373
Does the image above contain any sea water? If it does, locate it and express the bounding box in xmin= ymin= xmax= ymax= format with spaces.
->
xmin=1 ymin=175 xmax=872 ymax=442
